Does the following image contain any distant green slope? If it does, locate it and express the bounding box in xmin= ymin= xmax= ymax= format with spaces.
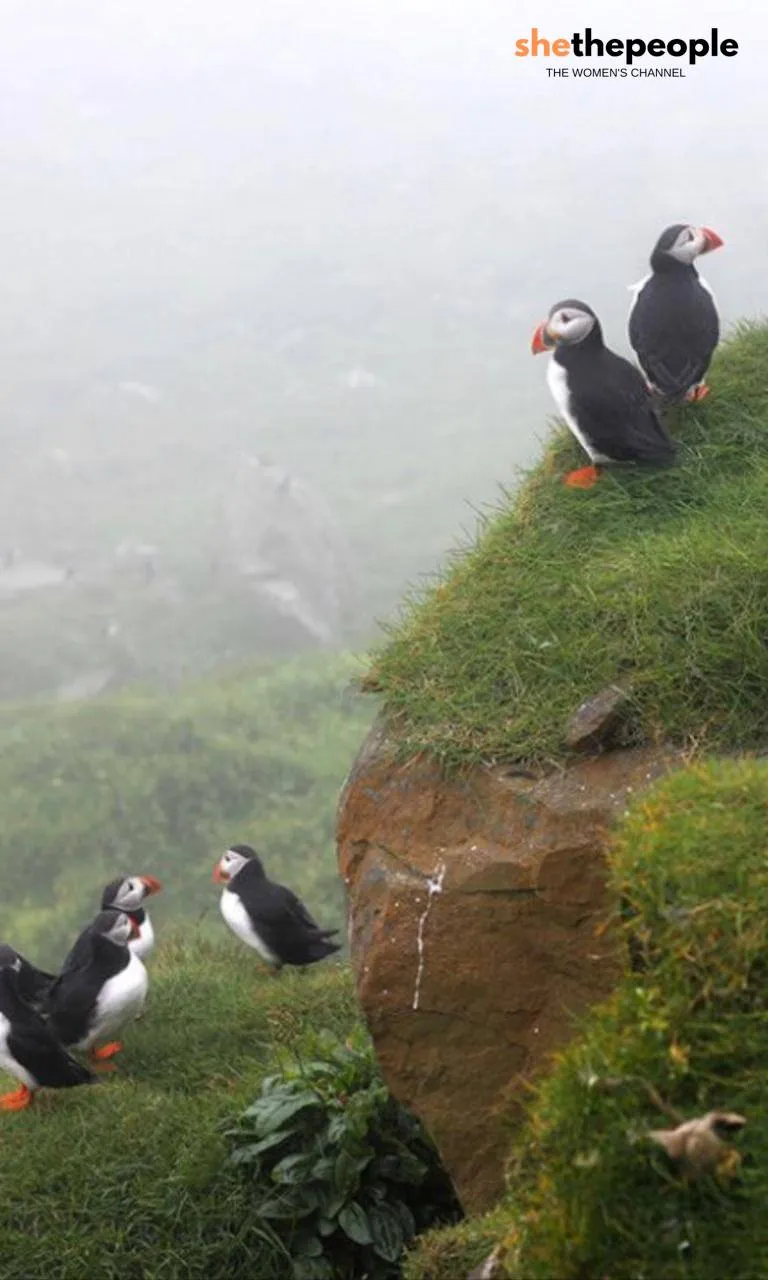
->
xmin=0 ymin=654 xmax=370 ymax=966
xmin=370 ymin=323 xmax=768 ymax=768
xmin=0 ymin=942 xmax=359 ymax=1280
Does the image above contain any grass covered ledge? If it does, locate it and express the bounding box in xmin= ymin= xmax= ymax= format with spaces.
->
xmin=405 ymin=758 xmax=768 ymax=1280
xmin=370 ymin=322 xmax=768 ymax=769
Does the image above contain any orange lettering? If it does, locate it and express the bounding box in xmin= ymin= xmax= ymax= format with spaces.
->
xmin=552 ymin=38 xmax=570 ymax=55
xmin=530 ymin=27 xmax=551 ymax=56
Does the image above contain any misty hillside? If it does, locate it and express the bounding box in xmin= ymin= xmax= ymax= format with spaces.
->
xmin=1 ymin=1 xmax=764 ymax=698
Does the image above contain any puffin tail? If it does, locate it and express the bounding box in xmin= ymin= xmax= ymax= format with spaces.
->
xmin=307 ymin=937 xmax=342 ymax=962
xmin=61 ymin=1056 xmax=98 ymax=1088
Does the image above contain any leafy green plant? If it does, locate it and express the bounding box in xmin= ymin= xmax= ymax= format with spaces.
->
xmin=226 ymin=1028 xmax=461 ymax=1279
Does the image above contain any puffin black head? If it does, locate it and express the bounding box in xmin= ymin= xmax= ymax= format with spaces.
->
xmin=212 ymin=844 xmax=265 ymax=885
xmin=0 ymin=945 xmax=22 ymax=974
xmin=531 ymin=300 xmax=602 ymax=355
xmin=101 ymin=874 xmax=163 ymax=913
xmin=650 ymin=223 xmax=724 ymax=271
xmin=92 ymin=910 xmax=139 ymax=946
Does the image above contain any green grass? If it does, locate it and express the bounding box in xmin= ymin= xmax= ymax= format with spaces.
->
xmin=370 ymin=322 xmax=768 ymax=768
xmin=405 ymin=758 xmax=768 ymax=1279
xmin=0 ymin=939 xmax=360 ymax=1280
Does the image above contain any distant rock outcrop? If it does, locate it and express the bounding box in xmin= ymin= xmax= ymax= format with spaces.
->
xmin=221 ymin=455 xmax=355 ymax=645
xmin=337 ymin=718 xmax=682 ymax=1212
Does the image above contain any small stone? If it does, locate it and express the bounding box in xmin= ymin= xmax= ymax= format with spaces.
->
xmin=565 ymin=684 xmax=631 ymax=752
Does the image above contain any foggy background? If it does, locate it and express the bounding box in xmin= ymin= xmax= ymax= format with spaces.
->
xmin=0 ymin=0 xmax=765 ymax=698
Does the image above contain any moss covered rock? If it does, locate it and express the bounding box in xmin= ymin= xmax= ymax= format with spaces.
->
xmin=406 ymin=759 xmax=768 ymax=1279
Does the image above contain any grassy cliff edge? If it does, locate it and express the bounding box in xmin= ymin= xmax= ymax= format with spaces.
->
xmin=370 ymin=323 xmax=768 ymax=767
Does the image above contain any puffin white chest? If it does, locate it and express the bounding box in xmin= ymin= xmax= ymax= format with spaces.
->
xmin=547 ymin=356 xmax=611 ymax=464
xmin=130 ymin=915 xmax=154 ymax=960
xmin=220 ymin=889 xmax=279 ymax=966
xmin=85 ymin=952 xmax=148 ymax=1049
xmin=0 ymin=1012 xmax=36 ymax=1089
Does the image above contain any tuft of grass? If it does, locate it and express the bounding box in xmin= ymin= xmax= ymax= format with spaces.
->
xmin=369 ymin=322 xmax=768 ymax=768
xmin=0 ymin=938 xmax=359 ymax=1280
xmin=406 ymin=758 xmax=768 ymax=1279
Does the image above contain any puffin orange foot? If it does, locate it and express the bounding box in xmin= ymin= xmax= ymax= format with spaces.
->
xmin=565 ymin=465 xmax=602 ymax=490
xmin=0 ymin=1086 xmax=33 ymax=1111
xmin=686 ymin=383 xmax=710 ymax=403
xmin=90 ymin=1042 xmax=123 ymax=1071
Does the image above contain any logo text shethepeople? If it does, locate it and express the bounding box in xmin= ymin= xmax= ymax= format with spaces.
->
xmin=515 ymin=28 xmax=738 ymax=66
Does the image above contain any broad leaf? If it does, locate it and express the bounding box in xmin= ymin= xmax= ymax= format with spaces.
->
xmin=292 ymin=1258 xmax=334 ymax=1280
xmin=258 ymin=1187 xmax=319 ymax=1219
xmin=293 ymin=1230 xmax=323 ymax=1258
xmin=338 ymin=1201 xmax=372 ymax=1246
xmin=334 ymin=1148 xmax=362 ymax=1196
xmin=271 ymin=1152 xmax=313 ymax=1185
xmin=229 ymin=1130 xmax=296 ymax=1163
xmin=368 ymin=1203 xmax=405 ymax=1263
xmin=393 ymin=1199 xmax=416 ymax=1240
xmin=378 ymin=1151 xmax=427 ymax=1184
xmin=247 ymin=1092 xmax=321 ymax=1135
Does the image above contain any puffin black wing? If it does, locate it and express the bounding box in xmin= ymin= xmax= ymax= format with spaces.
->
xmin=629 ymin=274 xmax=719 ymax=401
xmin=235 ymin=868 xmax=341 ymax=967
xmin=0 ymin=944 xmax=55 ymax=1009
xmin=0 ymin=969 xmax=94 ymax=1089
xmin=286 ymin=892 xmax=340 ymax=940
xmin=565 ymin=347 xmax=677 ymax=464
xmin=58 ymin=923 xmax=96 ymax=979
xmin=45 ymin=933 xmax=128 ymax=1048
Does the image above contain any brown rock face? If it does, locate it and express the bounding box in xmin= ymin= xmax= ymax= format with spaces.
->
xmin=336 ymin=718 xmax=681 ymax=1212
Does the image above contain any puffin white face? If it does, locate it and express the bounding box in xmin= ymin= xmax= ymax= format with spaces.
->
xmin=101 ymin=912 xmax=138 ymax=947
xmin=213 ymin=848 xmax=250 ymax=884
xmin=665 ymin=225 xmax=723 ymax=265
xmin=532 ymin=304 xmax=596 ymax=353
xmin=545 ymin=305 xmax=596 ymax=346
xmin=109 ymin=875 xmax=163 ymax=911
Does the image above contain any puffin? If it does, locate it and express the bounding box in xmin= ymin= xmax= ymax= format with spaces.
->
xmin=0 ymin=956 xmax=94 ymax=1111
xmin=0 ymin=944 xmax=55 ymax=1011
xmin=45 ymin=911 xmax=148 ymax=1069
xmin=60 ymin=873 xmax=163 ymax=973
xmin=628 ymin=223 xmax=723 ymax=404
xmin=213 ymin=844 xmax=341 ymax=972
xmin=101 ymin=874 xmax=163 ymax=960
xmin=532 ymin=299 xmax=677 ymax=488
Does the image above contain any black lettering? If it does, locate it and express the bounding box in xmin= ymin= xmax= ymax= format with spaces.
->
xmin=583 ymin=27 xmax=604 ymax=57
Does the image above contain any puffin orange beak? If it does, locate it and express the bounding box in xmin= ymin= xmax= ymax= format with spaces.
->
xmin=699 ymin=227 xmax=723 ymax=253
xmin=531 ymin=322 xmax=554 ymax=355
xmin=140 ymin=875 xmax=163 ymax=896
xmin=212 ymin=864 xmax=228 ymax=884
